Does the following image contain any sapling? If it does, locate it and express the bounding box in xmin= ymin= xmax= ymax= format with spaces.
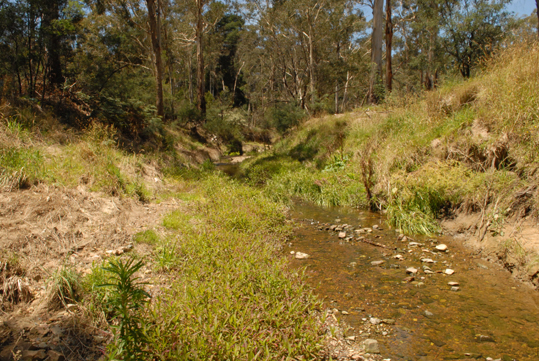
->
xmin=101 ymin=257 xmax=150 ymax=360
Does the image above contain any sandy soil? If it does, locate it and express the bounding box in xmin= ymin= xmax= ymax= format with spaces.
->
xmin=0 ymin=185 xmax=182 ymax=360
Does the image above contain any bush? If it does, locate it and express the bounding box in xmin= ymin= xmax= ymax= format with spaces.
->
xmin=267 ymin=103 xmax=306 ymax=134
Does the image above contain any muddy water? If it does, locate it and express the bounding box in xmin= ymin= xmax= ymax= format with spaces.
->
xmin=289 ymin=200 xmax=539 ymax=361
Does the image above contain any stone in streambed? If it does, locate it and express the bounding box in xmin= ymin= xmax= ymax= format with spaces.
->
xmin=371 ymin=260 xmax=385 ymax=266
xmin=435 ymin=244 xmax=448 ymax=252
xmin=362 ymin=339 xmax=380 ymax=354
xmin=444 ymin=269 xmax=455 ymax=275
xmin=295 ymin=252 xmax=310 ymax=259
xmin=406 ymin=267 xmax=419 ymax=274
xmin=338 ymin=232 xmax=346 ymax=238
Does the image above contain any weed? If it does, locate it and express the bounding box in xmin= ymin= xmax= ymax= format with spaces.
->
xmin=133 ymin=230 xmax=160 ymax=245
xmin=47 ymin=265 xmax=82 ymax=310
xmin=154 ymin=242 xmax=180 ymax=272
xmin=100 ymin=257 xmax=150 ymax=360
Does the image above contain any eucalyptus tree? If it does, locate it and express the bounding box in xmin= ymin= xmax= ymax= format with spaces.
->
xmin=438 ymin=0 xmax=512 ymax=78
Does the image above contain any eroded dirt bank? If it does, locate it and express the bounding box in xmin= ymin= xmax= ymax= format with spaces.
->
xmin=442 ymin=213 xmax=539 ymax=289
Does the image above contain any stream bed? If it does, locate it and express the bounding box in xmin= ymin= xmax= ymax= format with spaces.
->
xmin=288 ymin=200 xmax=539 ymax=361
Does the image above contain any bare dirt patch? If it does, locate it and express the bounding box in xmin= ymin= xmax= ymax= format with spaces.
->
xmin=0 ymin=185 xmax=182 ymax=360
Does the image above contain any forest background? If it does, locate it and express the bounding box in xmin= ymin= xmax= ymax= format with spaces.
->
xmin=1 ymin=0 xmax=538 ymax=153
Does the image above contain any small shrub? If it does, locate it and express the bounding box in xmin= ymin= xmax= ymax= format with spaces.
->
xmin=100 ymin=257 xmax=150 ymax=360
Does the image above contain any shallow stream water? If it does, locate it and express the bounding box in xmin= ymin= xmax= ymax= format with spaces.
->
xmin=288 ymin=200 xmax=539 ymax=361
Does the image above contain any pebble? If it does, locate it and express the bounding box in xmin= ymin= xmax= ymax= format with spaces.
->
xmin=421 ymin=258 xmax=435 ymax=263
xmin=393 ymin=254 xmax=404 ymax=260
xmin=436 ymin=244 xmax=448 ymax=252
xmin=369 ymin=317 xmax=381 ymax=325
xmin=371 ymin=260 xmax=385 ymax=266
xmin=401 ymin=236 xmax=408 ymax=242
xmin=372 ymin=225 xmax=379 ymax=230
xmin=444 ymin=269 xmax=455 ymax=275
xmin=295 ymin=252 xmax=310 ymax=259
xmin=451 ymin=286 xmax=460 ymax=292
xmin=338 ymin=232 xmax=346 ymax=238
xmin=341 ymin=311 xmax=349 ymax=315
xmin=346 ymin=336 xmax=356 ymax=341
xmin=406 ymin=267 xmax=418 ymax=274
xmin=448 ymin=281 xmax=459 ymax=286
xmin=424 ymin=310 xmax=434 ymax=317
xmin=475 ymin=334 xmax=495 ymax=343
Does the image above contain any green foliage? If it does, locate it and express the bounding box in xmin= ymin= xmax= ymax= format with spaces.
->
xmin=267 ymin=103 xmax=306 ymax=134
xmin=133 ymin=230 xmax=160 ymax=245
xmin=100 ymin=257 xmax=150 ymax=361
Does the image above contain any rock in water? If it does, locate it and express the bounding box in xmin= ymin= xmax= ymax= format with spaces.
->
xmin=362 ymin=339 xmax=380 ymax=354
xmin=444 ymin=269 xmax=455 ymax=275
xmin=406 ymin=267 xmax=419 ymax=274
xmin=338 ymin=232 xmax=346 ymax=238
xmin=295 ymin=252 xmax=310 ymax=259
xmin=371 ymin=260 xmax=385 ymax=266
xmin=436 ymin=244 xmax=448 ymax=252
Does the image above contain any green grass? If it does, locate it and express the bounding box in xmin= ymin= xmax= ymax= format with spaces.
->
xmin=144 ymin=175 xmax=323 ymax=359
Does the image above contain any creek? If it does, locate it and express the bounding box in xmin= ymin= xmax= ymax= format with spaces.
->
xmin=214 ymin=160 xmax=539 ymax=360
xmin=288 ymin=200 xmax=539 ymax=361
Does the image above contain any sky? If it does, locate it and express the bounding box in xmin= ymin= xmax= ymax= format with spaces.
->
xmin=359 ymin=0 xmax=537 ymax=21
xmin=507 ymin=0 xmax=537 ymax=17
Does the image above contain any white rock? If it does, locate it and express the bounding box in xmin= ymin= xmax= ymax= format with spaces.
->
xmin=290 ymin=251 xmax=295 ymax=254
xmin=295 ymin=252 xmax=310 ymax=259
xmin=370 ymin=317 xmax=381 ymax=325
xmin=448 ymin=281 xmax=459 ymax=286
xmin=444 ymin=269 xmax=455 ymax=275
xmin=393 ymin=254 xmax=404 ymax=260
xmin=338 ymin=232 xmax=346 ymax=238
xmin=421 ymin=258 xmax=435 ymax=263
xmin=436 ymin=244 xmax=448 ymax=252
xmin=371 ymin=260 xmax=385 ymax=266
xmin=406 ymin=267 xmax=419 ymax=274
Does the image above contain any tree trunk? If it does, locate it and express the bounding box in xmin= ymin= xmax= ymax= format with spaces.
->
xmin=146 ymin=0 xmax=164 ymax=118
xmin=536 ymin=0 xmax=539 ymax=37
xmin=369 ymin=0 xmax=384 ymax=104
xmin=385 ymin=0 xmax=393 ymax=93
xmin=195 ymin=0 xmax=206 ymax=118
xmin=43 ymin=0 xmax=64 ymax=89
xmin=307 ymin=14 xmax=316 ymax=105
